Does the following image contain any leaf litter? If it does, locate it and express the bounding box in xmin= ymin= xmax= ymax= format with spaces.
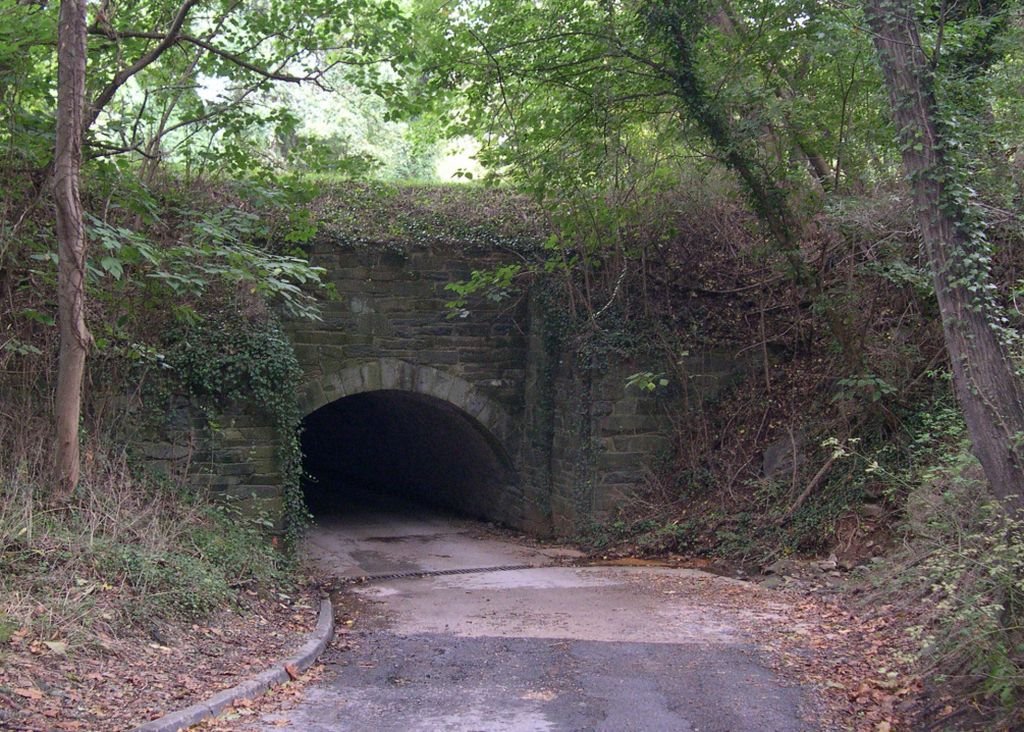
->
xmin=0 ymin=586 xmax=319 ymax=731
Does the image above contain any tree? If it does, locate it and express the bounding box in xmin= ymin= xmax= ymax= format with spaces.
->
xmin=53 ymin=0 xmax=90 ymax=500
xmin=35 ymin=0 xmax=409 ymax=497
xmin=416 ymin=0 xmax=1024 ymax=519
xmin=80 ymin=0 xmax=409 ymax=175
xmin=863 ymin=0 xmax=1024 ymax=520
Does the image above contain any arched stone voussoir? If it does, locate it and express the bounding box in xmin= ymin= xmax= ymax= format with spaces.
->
xmin=300 ymin=358 xmax=515 ymax=444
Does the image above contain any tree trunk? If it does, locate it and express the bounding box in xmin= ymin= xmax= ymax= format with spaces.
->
xmin=864 ymin=0 xmax=1024 ymax=519
xmin=53 ymin=0 xmax=90 ymax=501
xmin=647 ymin=3 xmax=801 ymax=257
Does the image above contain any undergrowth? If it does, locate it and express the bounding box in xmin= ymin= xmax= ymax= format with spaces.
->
xmin=867 ymin=430 xmax=1024 ymax=727
xmin=557 ymin=187 xmax=1024 ymax=726
xmin=0 ymin=439 xmax=290 ymax=649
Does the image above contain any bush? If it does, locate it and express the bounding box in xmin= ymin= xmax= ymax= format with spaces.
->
xmin=0 ymin=444 xmax=292 ymax=640
xmin=867 ymin=429 xmax=1024 ymax=726
xmin=909 ymin=463 xmax=1024 ymax=715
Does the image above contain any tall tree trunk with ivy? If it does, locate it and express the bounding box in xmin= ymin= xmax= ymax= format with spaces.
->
xmin=53 ymin=0 xmax=90 ymax=500
xmin=645 ymin=2 xmax=804 ymax=272
xmin=864 ymin=0 xmax=1024 ymax=520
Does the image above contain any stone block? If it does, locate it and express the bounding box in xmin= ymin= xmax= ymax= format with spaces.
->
xmin=396 ymin=360 xmax=418 ymax=391
xmin=230 ymin=495 xmax=285 ymax=529
xmin=339 ymin=369 xmax=363 ymax=395
xmin=209 ymin=475 xmax=243 ymax=490
xmin=316 ymin=345 xmax=347 ymax=365
xmin=211 ymin=462 xmax=256 ymax=477
xmin=140 ymin=442 xmax=193 ymax=461
xmin=611 ymin=397 xmax=640 ymax=416
xmin=598 ymin=415 xmax=651 ymax=434
xmin=379 ymin=359 xmax=401 ymax=389
xmin=344 ymin=344 xmax=376 ymax=357
xmin=418 ymin=350 xmax=460 ymax=365
xmin=333 ymin=265 xmax=371 ymax=279
xmin=290 ymin=330 xmax=346 ymax=346
xmin=291 ymin=344 xmax=320 ymax=365
xmin=593 ymin=485 xmax=631 ymax=514
xmin=360 ymin=361 xmax=382 ymax=391
xmin=239 ymin=445 xmax=277 ymax=461
xmin=222 ymin=484 xmax=281 ymax=500
xmin=301 ymin=381 xmax=327 ymax=413
xmin=217 ymin=426 xmax=275 ymax=444
xmin=467 ymin=397 xmax=492 ymax=426
xmin=447 ymin=378 xmax=471 ymax=407
xmin=354 ymin=314 xmax=393 ymax=337
xmin=596 ymin=451 xmax=645 ymax=470
xmin=610 ymin=434 xmax=671 ymax=454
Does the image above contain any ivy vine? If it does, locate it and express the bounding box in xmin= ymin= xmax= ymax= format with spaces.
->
xmin=166 ymin=310 xmax=310 ymax=551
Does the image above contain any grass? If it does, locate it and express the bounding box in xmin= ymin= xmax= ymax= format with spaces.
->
xmin=0 ymin=434 xmax=292 ymax=650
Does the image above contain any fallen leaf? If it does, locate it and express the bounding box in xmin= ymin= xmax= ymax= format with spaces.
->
xmin=14 ymin=687 xmax=44 ymax=700
xmin=284 ymin=663 xmax=300 ymax=680
xmin=44 ymin=640 xmax=68 ymax=655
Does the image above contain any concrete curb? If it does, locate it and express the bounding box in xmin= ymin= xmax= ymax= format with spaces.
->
xmin=132 ymin=597 xmax=334 ymax=732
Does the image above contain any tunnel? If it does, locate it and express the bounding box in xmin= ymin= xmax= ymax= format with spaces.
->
xmin=300 ymin=389 xmax=519 ymax=522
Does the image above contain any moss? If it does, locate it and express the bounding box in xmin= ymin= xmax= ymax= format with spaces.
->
xmin=308 ymin=181 xmax=546 ymax=253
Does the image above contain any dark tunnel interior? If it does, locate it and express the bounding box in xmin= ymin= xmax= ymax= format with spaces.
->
xmin=301 ymin=390 xmax=518 ymax=520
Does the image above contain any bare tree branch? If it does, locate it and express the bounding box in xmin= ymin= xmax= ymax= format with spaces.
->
xmin=97 ymin=29 xmax=319 ymax=84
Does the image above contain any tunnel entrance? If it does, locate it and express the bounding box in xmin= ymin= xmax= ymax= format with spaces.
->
xmin=301 ymin=390 xmax=519 ymax=523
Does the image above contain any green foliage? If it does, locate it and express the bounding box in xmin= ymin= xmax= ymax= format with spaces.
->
xmin=0 ymin=614 xmax=15 ymax=647
xmin=0 ymin=0 xmax=432 ymax=200
xmin=411 ymin=0 xmax=899 ymax=210
xmin=189 ymin=499 xmax=281 ymax=580
xmin=83 ymin=201 xmax=328 ymax=322
xmin=0 ymin=450 xmax=290 ymax=635
xmin=625 ymin=371 xmax=669 ymax=393
xmin=639 ymin=520 xmax=697 ymax=553
xmin=3 ymin=168 xmax=330 ymax=378
xmin=832 ymin=373 xmax=898 ymax=404
xmin=165 ymin=312 xmax=310 ymax=548
xmin=0 ymin=0 xmax=56 ymax=169
xmin=99 ymin=543 xmax=233 ymax=621
xmin=895 ymin=454 xmax=1024 ymax=718
xmin=828 ymin=385 xmax=1024 ymax=718
xmin=919 ymin=503 xmax=1024 ymax=709
xmin=578 ymin=517 xmax=698 ymax=554
xmin=168 ymin=315 xmax=300 ymax=420
xmin=311 ymin=181 xmax=544 ymax=251
xmin=444 ymin=263 xmax=523 ymax=318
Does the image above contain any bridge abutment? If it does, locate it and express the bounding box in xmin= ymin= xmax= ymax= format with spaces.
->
xmin=147 ymin=231 xmax=746 ymax=537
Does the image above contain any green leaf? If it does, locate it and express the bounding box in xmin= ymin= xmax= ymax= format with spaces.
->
xmin=100 ymin=256 xmax=124 ymax=280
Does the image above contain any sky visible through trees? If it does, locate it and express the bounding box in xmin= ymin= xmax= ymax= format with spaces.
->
xmin=2 ymin=0 xmax=1024 ymax=721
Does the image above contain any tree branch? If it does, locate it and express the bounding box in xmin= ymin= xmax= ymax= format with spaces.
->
xmin=86 ymin=0 xmax=203 ymax=132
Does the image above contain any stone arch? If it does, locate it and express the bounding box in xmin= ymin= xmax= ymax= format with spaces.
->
xmin=298 ymin=357 xmax=516 ymax=462
xmin=298 ymin=359 xmax=522 ymax=524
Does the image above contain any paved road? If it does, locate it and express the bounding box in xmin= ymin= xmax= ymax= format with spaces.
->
xmin=255 ymin=499 xmax=820 ymax=731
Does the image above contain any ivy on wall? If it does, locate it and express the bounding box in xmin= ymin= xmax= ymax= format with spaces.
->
xmin=165 ymin=308 xmax=310 ymax=549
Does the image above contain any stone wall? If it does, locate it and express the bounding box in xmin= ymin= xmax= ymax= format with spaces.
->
xmin=526 ymin=301 xmax=749 ymax=535
xmin=150 ymin=236 xmax=750 ymax=537
xmin=289 ymin=246 xmax=529 ymax=413
xmin=136 ymin=399 xmax=285 ymax=523
xmin=285 ymin=241 xmax=532 ymax=528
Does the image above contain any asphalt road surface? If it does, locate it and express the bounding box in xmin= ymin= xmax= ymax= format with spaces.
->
xmin=253 ymin=498 xmax=820 ymax=732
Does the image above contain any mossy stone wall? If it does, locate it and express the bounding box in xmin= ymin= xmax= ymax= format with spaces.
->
xmin=152 ymin=237 xmax=749 ymax=536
